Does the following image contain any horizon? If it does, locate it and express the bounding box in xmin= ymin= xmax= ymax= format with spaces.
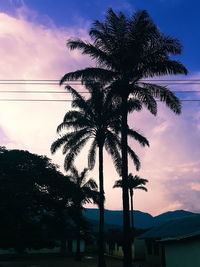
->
xmin=84 ymin=207 xmax=198 ymax=217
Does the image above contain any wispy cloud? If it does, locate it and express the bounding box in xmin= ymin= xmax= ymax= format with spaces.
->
xmin=0 ymin=9 xmax=90 ymax=159
xmin=0 ymin=5 xmax=200 ymax=216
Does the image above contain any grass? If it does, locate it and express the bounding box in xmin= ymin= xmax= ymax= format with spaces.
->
xmin=0 ymin=254 xmax=124 ymax=267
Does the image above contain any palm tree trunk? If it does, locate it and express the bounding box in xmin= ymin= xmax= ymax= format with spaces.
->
xmin=121 ymin=94 xmax=132 ymax=267
xmin=130 ymin=190 xmax=134 ymax=230
xmin=75 ymin=225 xmax=81 ymax=261
xmin=75 ymin=206 xmax=82 ymax=261
xmin=98 ymin=144 xmax=106 ymax=267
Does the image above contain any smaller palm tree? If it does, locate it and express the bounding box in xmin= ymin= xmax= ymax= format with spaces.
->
xmin=67 ymin=166 xmax=98 ymax=261
xmin=113 ymin=174 xmax=148 ymax=229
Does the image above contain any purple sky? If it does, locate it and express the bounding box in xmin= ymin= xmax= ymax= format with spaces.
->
xmin=0 ymin=0 xmax=200 ymax=215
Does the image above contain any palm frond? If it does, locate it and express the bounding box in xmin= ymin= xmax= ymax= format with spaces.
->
xmin=68 ymin=165 xmax=79 ymax=182
xmin=113 ymin=179 xmax=123 ymax=188
xmin=127 ymin=128 xmax=149 ymax=147
xmin=62 ymin=128 xmax=91 ymax=155
xmin=65 ymin=85 xmax=91 ymax=111
xmin=79 ymin=168 xmax=89 ymax=186
xmin=109 ymin=130 xmax=141 ymax=171
xmin=141 ymin=59 xmax=188 ymax=78
xmin=67 ymin=39 xmax=113 ymax=68
xmin=90 ymin=25 xmax=114 ymax=54
xmin=88 ymin=139 xmax=97 ymax=170
xmin=51 ymin=133 xmax=73 ymax=154
xmin=64 ymin=136 xmax=90 ymax=171
xmin=135 ymin=186 xmax=148 ymax=191
xmin=140 ymin=82 xmax=181 ymax=114
xmin=57 ymin=109 xmax=92 ymax=133
xmin=113 ymin=174 xmax=148 ymax=191
xmin=131 ymin=85 xmax=157 ymax=115
xmin=63 ymin=110 xmax=84 ymax=121
xmin=60 ymin=68 xmax=116 ymax=85
xmin=105 ymin=131 xmax=122 ymax=175
xmin=83 ymin=178 xmax=98 ymax=190
xmin=82 ymin=187 xmax=98 ymax=204
xmin=127 ymin=146 xmax=141 ymax=171
xmin=128 ymin=174 xmax=148 ymax=187
xmin=127 ymin=98 xmax=142 ymax=113
xmin=156 ymin=35 xmax=183 ymax=55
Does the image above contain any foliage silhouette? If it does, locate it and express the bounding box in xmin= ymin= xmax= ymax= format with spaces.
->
xmin=59 ymin=8 xmax=187 ymax=267
xmin=0 ymin=147 xmax=77 ymax=252
xmin=51 ymin=82 xmax=149 ymax=267
xmin=66 ymin=166 xmax=98 ymax=261
xmin=113 ymin=174 xmax=148 ymax=229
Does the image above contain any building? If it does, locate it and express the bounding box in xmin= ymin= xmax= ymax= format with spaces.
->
xmin=105 ymin=228 xmax=147 ymax=260
xmin=138 ymin=215 xmax=200 ymax=267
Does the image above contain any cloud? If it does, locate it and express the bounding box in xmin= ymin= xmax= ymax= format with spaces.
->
xmin=190 ymin=182 xmax=200 ymax=192
xmin=126 ymin=80 xmax=200 ymax=215
xmin=0 ymin=6 xmax=200 ymax=216
xmin=0 ymin=9 xmax=91 ymax=160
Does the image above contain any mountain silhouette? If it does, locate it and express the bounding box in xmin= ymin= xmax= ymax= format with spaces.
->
xmin=84 ymin=208 xmax=198 ymax=230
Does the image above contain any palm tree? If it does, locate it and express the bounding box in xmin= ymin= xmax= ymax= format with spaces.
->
xmin=113 ymin=174 xmax=148 ymax=230
xmin=59 ymin=9 xmax=188 ymax=267
xmin=51 ymin=83 xmax=149 ymax=267
xmin=66 ymin=166 xmax=98 ymax=261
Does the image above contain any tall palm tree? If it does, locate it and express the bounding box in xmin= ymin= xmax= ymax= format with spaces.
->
xmin=113 ymin=174 xmax=148 ymax=229
xmin=59 ymin=9 xmax=188 ymax=267
xmin=66 ymin=166 xmax=98 ymax=261
xmin=51 ymin=83 xmax=149 ymax=267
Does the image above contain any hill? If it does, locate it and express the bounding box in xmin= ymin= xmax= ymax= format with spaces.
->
xmin=84 ymin=208 xmax=198 ymax=230
xmin=153 ymin=210 xmax=196 ymax=226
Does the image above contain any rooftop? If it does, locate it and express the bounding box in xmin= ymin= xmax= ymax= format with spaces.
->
xmin=138 ymin=215 xmax=200 ymax=242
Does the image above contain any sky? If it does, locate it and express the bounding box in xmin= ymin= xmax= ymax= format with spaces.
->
xmin=0 ymin=0 xmax=200 ymax=216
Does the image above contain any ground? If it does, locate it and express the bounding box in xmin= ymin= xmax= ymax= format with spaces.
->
xmin=0 ymin=254 xmax=123 ymax=267
xmin=0 ymin=254 xmax=156 ymax=267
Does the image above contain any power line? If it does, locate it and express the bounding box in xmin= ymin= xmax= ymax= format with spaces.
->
xmin=1 ymin=79 xmax=200 ymax=84
xmin=0 ymin=99 xmax=72 ymax=102
xmin=1 ymin=82 xmax=200 ymax=89
xmin=0 ymin=99 xmax=199 ymax=102
xmin=1 ymin=83 xmax=200 ymax=86
xmin=0 ymin=91 xmax=88 ymax=94
xmin=1 ymin=79 xmax=200 ymax=81
xmin=0 ymin=79 xmax=199 ymax=101
xmin=0 ymin=90 xmax=199 ymax=94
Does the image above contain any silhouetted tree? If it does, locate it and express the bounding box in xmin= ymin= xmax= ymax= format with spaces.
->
xmin=51 ymin=83 xmax=149 ymax=267
xmin=66 ymin=166 xmax=98 ymax=261
xmin=59 ymin=8 xmax=187 ymax=267
xmin=0 ymin=147 xmax=76 ymax=252
xmin=113 ymin=174 xmax=148 ymax=229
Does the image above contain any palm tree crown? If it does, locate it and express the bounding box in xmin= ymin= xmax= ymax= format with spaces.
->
xmin=51 ymin=83 xmax=149 ymax=173
xmin=113 ymin=174 xmax=148 ymax=229
xmin=60 ymin=9 xmax=187 ymax=114
xmin=113 ymin=174 xmax=148 ymax=193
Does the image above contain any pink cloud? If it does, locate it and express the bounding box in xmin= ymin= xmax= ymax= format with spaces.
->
xmin=190 ymin=183 xmax=200 ymax=191
xmin=0 ymin=8 xmax=200 ymax=216
xmin=0 ymin=9 xmax=90 ymax=164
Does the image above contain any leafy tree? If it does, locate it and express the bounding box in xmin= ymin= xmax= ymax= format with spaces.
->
xmin=59 ymin=9 xmax=187 ymax=267
xmin=0 ymin=147 xmax=75 ymax=252
xmin=51 ymin=83 xmax=149 ymax=267
xmin=66 ymin=166 xmax=98 ymax=261
xmin=113 ymin=174 xmax=148 ymax=229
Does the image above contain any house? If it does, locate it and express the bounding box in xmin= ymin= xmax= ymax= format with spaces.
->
xmin=105 ymin=228 xmax=147 ymax=260
xmin=138 ymin=215 xmax=200 ymax=267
